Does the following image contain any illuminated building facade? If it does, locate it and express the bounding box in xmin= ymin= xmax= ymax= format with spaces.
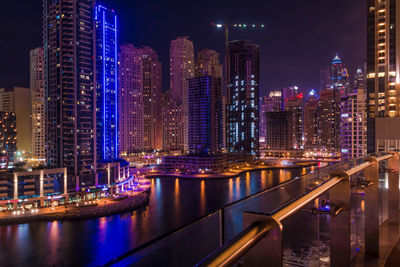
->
xmin=95 ymin=5 xmax=118 ymax=161
xmin=285 ymin=94 xmax=303 ymax=149
xmin=340 ymin=89 xmax=367 ymax=160
xmin=226 ymin=40 xmax=260 ymax=156
xmin=162 ymin=91 xmax=184 ymax=151
xmin=30 ymin=47 xmax=46 ymax=160
xmin=367 ymin=0 xmax=400 ymax=152
xmin=141 ymin=47 xmax=162 ymax=151
xmin=118 ymin=44 xmax=144 ymax=154
xmin=43 ymin=0 xmax=97 ymax=184
xmin=188 ymin=75 xmax=223 ymax=155
xmin=170 ymin=37 xmax=195 ymax=152
xmin=0 ymin=87 xmax=31 ymax=154
xmin=304 ymin=90 xmax=318 ymax=149
xmin=0 ymin=111 xmax=16 ymax=168
xmin=330 ymin=54 xmax=349 ymax=94
xmin=317 ymin=89 xmax=340 ymax=153
xmin=259 ymin=92 xmax=282 ymax=143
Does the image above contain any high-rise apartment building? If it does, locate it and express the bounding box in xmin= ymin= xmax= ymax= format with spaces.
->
xmin=265 ymin=111 xmax=293 ymax=150
xmin=317 ymin=89 xmax=340 ymax=154
xmin=118 ymin=44 xmax=144 ymax=155
xmin=285 ymin=94 xmax=303 ymax=150
xmin=0 ymin=87 xmax=31 ymax=154
xmin=0 ymin=111 xmax=17 ymax=167
xmin=304 ymin=90 xmax=318 ymax=150
xmin=188 ymin=75 xmax=223 ymax=155
xmin=30 ymin=47 xmax=46 ymax=160
xmin=95 ymin=5 xmax=118 ymax=162
xmin=226 ymin=40 xmax=260 ymax=156
xmin=259 ymin=92 xmax=282 ymax=143
xmin=43 ymin=0 xmax=97 ymax=183
xmin=170 ymin=37 xmax=195 ymax=152
xmin=141 ymin=47 xmax=162 ymax=151
xmin=340 ymin=89 xmax=367 ymax=160
xmin=367 ymin=0 xmax=400 ymax=152
xmin=162 ymin=91 xmax=184 ymax=151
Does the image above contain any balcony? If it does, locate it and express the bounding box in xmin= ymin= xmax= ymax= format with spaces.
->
xmin=107 ymin=152 xmax=400 ymax=266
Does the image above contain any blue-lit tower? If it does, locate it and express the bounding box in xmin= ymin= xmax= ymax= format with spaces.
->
xmin=95 ymin=5 xmax=118 ymax=161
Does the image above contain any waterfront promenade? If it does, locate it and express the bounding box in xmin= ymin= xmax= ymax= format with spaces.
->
xmin=0 ymin=183 xmax=151 ymax=225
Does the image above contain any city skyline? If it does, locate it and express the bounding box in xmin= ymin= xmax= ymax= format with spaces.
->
xmin=0 ymin=0 xmax=365 ymax=94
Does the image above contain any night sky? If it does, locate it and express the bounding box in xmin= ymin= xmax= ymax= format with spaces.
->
xmin=0 ymin=0 xmax=366 ymax=95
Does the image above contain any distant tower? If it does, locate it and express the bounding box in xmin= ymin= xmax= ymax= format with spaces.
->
xmin=43 ymin=0 xmax=97 ymax=184
xmin=30 ymin=47 xmax=46 ymax=160
xmin=95 ymin=5 xmax=118 ymax=161
xmin=118 ymin=44 xmax=144 ymax=155
xmin=304 ymin=90 xmax=318 ymax=150
xmin=226 ymin=40 xmax=260 ymax=156
xmin=330 ymin=54 xmax=349 ymax=94
xmin=170 ymin=37 xmax=195 ymax=152
xmin=285 ymin=94 xmax=303 ymax=150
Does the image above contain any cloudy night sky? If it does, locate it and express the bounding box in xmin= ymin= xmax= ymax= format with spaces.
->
xmin=0 ymin=0 xmax=366 ymax=95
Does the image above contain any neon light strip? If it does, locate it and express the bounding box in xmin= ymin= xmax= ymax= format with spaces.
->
xmin=115 ymin=14 xmax=119 ymax=159
xmin=103 ymin=10 xmax=106 ymax=160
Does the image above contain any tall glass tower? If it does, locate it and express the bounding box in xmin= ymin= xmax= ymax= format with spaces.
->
xmin=95 ymin=5 xmax=118 ymax=161
xmin=226 ymin=40 xmax=260 ymax=156
xmin=43 ymin=0 xmax=96 ymax=185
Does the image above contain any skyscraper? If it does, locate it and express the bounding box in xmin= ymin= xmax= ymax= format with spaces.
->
xmin=304 ymin=90 xmax=318 ymax=150
xmin=259 ymin=92 xmax=282 ymax=143
xmin=330 ymin=54 xmax=349 ymax=94
xmin=226 ymin=40 xmax=260 ymax=156
xmin=340 ymin=89 xmax=367 ymax=160
xmin=30 ymin=47 xmax=46 ymax=160
xmin=367 ymin=0 xmax=400 ymax=152
xmin=317 ymin=89 xmax=340 ymax=154
xmin=162 ymin=91 xmax=184 ymax=151
xmin=0 ymin=87 xmax=31 ymax=154
xmin=118 ymin=44 xmax=144 ymax=155
xmin=95 ymin=5 xmax=118 ymax=161
xmin=285 ymin=94 xmax=303 ymax=150
xmin=188 ymin=75 xmax=223 ymax=155
xmin=265 ymin=111 xmax=293 ymax=150
xmin=170 ymin=37 xmax=195 ymax=152
xmin=0 ymin=111 xmax=16 ymax=167
xmin=43 ymin=0 xmax=96 ymax=184
xmin=141 ymin=47 xmax=162 ymax=151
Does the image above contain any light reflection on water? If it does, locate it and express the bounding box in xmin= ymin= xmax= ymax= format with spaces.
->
xmin=0 ymin=168 xmax=305 ymax=266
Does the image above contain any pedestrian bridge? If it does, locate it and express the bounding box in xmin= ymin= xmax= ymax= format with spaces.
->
xmin=107 ymin=152 xmax=400 ymax=266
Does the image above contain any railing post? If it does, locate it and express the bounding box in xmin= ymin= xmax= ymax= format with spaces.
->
xmin=388 ymin=153 xmax=399 ymax=225
xmin=243 ymin=212 xmax=282 ymax=267
xmin=364 ymin=157 xmax=379 ymax=257
xmin=330 ymin=173 xmax=351 ymax=267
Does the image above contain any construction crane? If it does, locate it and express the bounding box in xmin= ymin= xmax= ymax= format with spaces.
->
xmin=210 ymin=22 xmax=265 ymax=81
xmin=210 ymin=22 xmax=265 ymax=55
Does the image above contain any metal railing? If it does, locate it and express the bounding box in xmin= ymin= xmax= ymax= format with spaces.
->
xmin=108 ymin=152 xmax=400 ymax=266
xmin=197 ymin=152 xmax=400 ymax=266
